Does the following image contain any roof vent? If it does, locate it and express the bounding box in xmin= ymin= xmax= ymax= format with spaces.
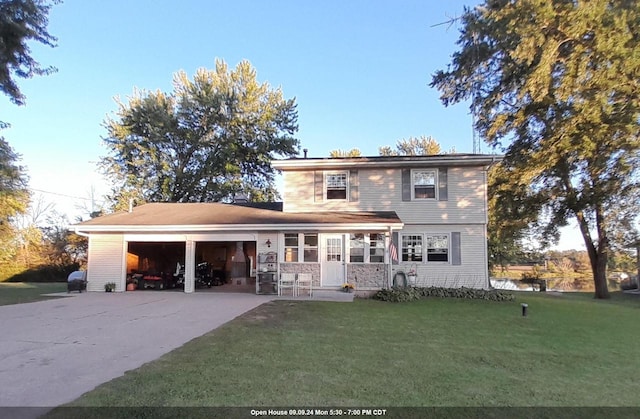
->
xmin=303 ymin=148 xmax=308 ymax=158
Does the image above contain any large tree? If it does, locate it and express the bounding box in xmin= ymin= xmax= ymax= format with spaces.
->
xmin=431 ymin=0 xmax=640 ymax=298
xmin=0 ymin=0 xmax=59 ymax=107
xmin=379 ymin=135 xmax=454 ymax=156
xmin=329 ymin=148 xmax=361 ymax=157
xmin=101 ymin=59 xmax=299 ymax=209
xmin=0 ymin=137 xmax=29 ymax=268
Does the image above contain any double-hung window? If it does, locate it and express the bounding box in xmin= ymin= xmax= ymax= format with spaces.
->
xmin=401 ymin=235 xmax=423 ymax=262
xmin=369 ymin=233 xmax=385 ymax=263
xmin=412 ymin=170 xmax=436 ymax=199
xmin=284 ymin=233 xmax=299 ymax=262
xmin=326 ymin=172 xmax=348 ymax=200
xmin=303 ymin=234 xmax=318 ymax=262
xmin=349 ymin=233 xmax=365 ymax=262
xmin=426 ymin=234 xmax=449 ymax=262
xmin=285 ymin=233 xmax=318 ymax=262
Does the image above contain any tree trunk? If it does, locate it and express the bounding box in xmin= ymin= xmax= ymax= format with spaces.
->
xmin=593 ymin=249 xmax=610 ymax=299
xmin=575 ymin=210 xmax=610 ymax=299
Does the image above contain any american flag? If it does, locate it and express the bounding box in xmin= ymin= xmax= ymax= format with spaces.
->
xmin=389 ymin=240 xmax=398 ymax=263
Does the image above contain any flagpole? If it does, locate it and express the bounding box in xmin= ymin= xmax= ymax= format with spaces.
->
xmin=387 ymin=228 xmax=393 ymax=288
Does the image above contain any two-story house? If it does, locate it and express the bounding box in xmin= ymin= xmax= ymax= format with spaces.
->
xmin=72 ymin=154 xmax=498 ymax=293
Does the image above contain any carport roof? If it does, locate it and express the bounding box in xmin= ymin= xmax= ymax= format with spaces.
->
xmin=73 ymin=203 xmax=403 ymax=232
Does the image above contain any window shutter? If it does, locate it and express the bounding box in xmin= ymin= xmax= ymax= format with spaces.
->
xmin=451 ymin=232 xmax=461 ymax=265
xmin=402 ymin=169 xmax=411 ymax=201
xmin=438 ymin=167 xmax=448 ymax=201
xmin=314 ymin=171 xmax=324 ymax=202
xmin=349 ymin=170 xmax=359 ymax=202
xmin=392 ymin=232 xmax=400 ymax=265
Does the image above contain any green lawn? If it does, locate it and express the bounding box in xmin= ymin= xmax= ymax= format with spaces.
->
xmin=48 ymin=292 xmax=640 ymax=413
xmin=0 ymin=282 xmax=66 ymax=306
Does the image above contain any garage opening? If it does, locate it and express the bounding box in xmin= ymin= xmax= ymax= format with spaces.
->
xmin=126 ymin=242 xmax=185 ymax=290
xmin=126 ymin=240 xmax=257 ymax=293
xmin=194 ymin=241 xmax=256 ymax=293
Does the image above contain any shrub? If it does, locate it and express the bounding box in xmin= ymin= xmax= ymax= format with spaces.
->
xmin=5 ymin=263 xmax=80 ymax=283
xmin=372 ymin=286 xmax=514 ymax=303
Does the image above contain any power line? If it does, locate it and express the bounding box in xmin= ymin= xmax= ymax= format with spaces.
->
xmin=30 ymin=188 xmax=102 ymax=202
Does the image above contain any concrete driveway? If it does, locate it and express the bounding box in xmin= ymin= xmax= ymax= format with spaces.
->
xmin=0 ymin=291 xmax=273 ymax=408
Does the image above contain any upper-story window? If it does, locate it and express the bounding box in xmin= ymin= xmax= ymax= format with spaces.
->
xmin=412 ymin=170 xmax=436 ymax=199
xmin=326 ymin=172 xmax=348 ymax=200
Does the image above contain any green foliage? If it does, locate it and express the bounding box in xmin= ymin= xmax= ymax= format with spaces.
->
xmin=0 ymin=137 xmax=30 ymax=273
xmin=487 ymin=163 xmax=537 ymax=271
xmin=100 ymin=59 xmax=299 ymax=209
xmin=372 ymin=286 xmax=514 ymax=302
xmin=0 ymin=0 xmax=60 ymax=106
xmin=432 ymin=0 xmax=640 ymax=299
xmin=521 ymin=267 xmax=542 ymax=282
xmin=6 ymin=263 xmax=79 ymax=282
xmin=378 ymin=135 xmax=455 ymax=156
xmin=0 ymin=138 xmax=29 ymax=227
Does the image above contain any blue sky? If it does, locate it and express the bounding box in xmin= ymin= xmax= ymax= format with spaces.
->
xmin=2 ymin=0 xmax=584 ymax=249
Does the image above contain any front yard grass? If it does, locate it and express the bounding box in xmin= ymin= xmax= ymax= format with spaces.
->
xmin=0 ymin=282 xmax=66 ymax=306
xmin=50 ymin=291 xmax=640 ymax=410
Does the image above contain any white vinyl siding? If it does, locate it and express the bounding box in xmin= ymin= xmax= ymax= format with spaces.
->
xmin=87 ymin=234 xmax=125 ymax=292
xmin=393 ymin=225 xmax=488 ymax=289
xmin=282 ymin=167 xmax=487 ymax=225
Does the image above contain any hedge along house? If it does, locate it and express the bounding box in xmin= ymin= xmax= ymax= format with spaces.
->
xmin=72 ymin=153 xmax=498 ymax=293
xmin=72 ymin=202 xmax=403 ymax=293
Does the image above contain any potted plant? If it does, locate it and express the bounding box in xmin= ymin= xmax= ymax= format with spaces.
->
xmin=341 ymin=283 xmax=355 ymax=293
xmin=105 ymin=282 xmax=116 ymax=292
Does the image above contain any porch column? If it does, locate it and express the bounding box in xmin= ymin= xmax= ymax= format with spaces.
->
xmin=184 ymin=240 xmax=195 ymax=293
xmin=385 ymin=230 xmax=392 ymax=289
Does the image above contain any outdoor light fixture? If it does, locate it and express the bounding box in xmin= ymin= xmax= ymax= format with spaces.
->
xmin=266 ymin=239 xmax=272 ymax=248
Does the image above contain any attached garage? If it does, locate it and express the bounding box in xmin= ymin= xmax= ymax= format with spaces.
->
xmin=73 ymin=202 xmax=403 ymax=294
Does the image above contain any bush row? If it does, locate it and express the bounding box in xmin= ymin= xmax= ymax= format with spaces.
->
xmin=4 ymin=263 xmax=80 ymax=283
xmin=372 ymin=286 xmax=515 ymax=303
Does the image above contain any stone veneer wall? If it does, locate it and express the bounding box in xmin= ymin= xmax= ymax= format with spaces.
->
xmin=347 ymin=263 xmax=387 ymax=289
xmin=279 ymin=263 xmax=321 ymax=287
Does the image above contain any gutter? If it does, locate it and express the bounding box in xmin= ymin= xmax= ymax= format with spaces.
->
xmin=71 ymin=222 xmax=405 ymax=234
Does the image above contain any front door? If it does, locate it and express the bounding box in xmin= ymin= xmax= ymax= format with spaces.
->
xmin=322 ymin=234 xmax=345 ymax=287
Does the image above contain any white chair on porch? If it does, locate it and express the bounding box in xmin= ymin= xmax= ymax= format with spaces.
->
xmin=296 ymin=273 xmax=313 ymax=298
xmin=278 ymin=273 xmax=296 ymax=296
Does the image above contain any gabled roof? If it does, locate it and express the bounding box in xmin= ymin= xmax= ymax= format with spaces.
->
xmin=73 ymin=202 xmax=403 ymax=233
xmin=272 ymin=153 xmax=502 ymax=171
